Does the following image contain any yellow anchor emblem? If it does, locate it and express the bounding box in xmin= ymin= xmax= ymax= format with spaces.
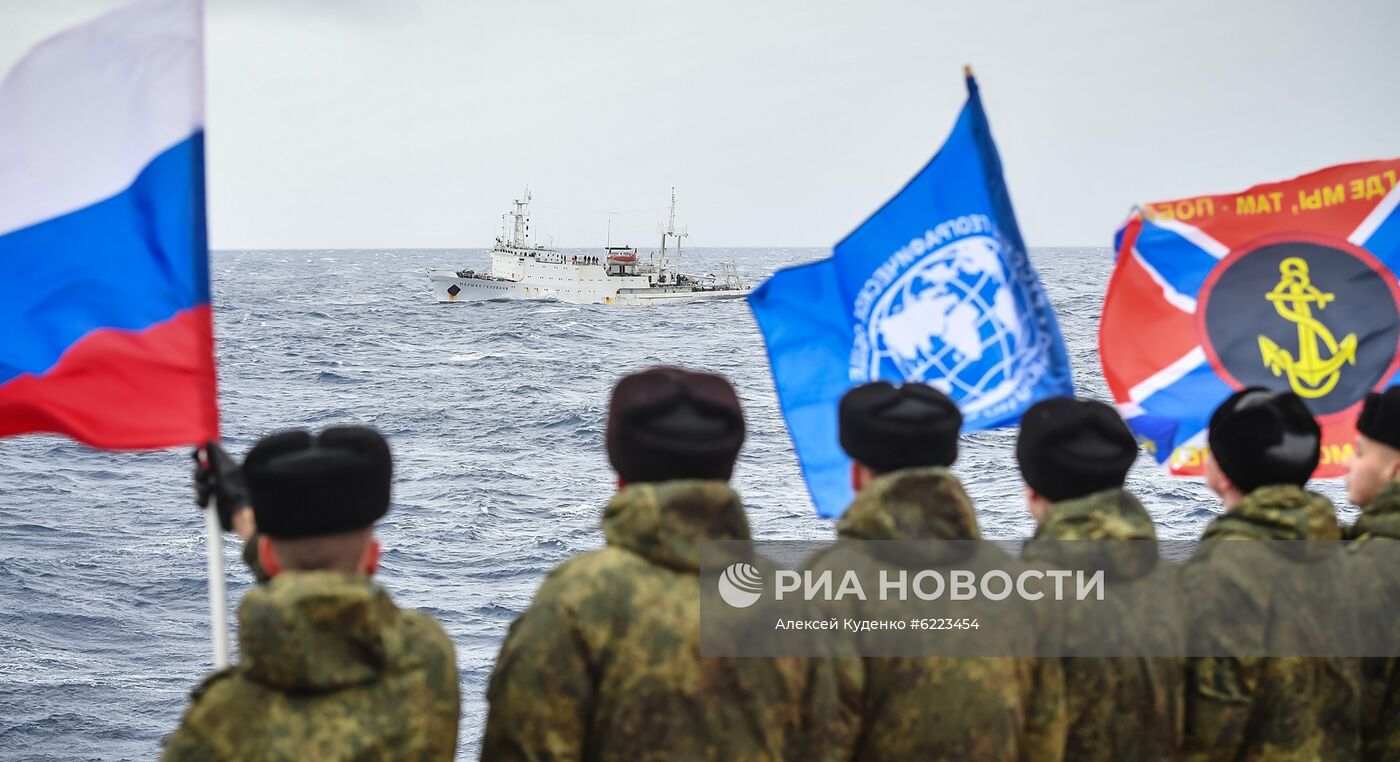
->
xmin=1257 ymin=257 xmax=1357 ymax=399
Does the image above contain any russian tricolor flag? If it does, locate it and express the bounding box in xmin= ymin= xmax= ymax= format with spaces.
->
xmin=0 ymin=0 xmax=218 ymax=449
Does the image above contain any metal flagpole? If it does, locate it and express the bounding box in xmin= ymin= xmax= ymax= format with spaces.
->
xmin=204 ymin=496 xmax=230 ymax=668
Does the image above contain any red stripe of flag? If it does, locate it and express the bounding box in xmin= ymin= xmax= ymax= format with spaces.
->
xmin=0 ymin=306 xmax=219 ymax=449
xmin=1138 ymin=159 xmax=1400 ymax=251
xmin=1100 ymin=221 xmax=1202 ymax=401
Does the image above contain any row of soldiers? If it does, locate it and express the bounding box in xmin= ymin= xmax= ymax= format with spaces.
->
xmin=158 ymin=366 xmax=1400 ymax=760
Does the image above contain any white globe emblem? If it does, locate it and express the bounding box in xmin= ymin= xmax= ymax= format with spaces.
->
xmin=717 ymin=562 xmax=763 ymax=608
xmin=856 ymin=235 xmax=1039 ymax=417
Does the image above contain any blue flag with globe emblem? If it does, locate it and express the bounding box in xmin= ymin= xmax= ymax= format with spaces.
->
xmin=749 ymin=72 xmax=1074 ymax=518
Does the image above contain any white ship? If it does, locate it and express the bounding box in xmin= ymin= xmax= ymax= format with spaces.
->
xmin=428 ymin=189 xmax=750 ymax=305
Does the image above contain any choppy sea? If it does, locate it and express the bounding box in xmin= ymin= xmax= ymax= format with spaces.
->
xmin=0 ymin=247 xmax=1353 ymax=760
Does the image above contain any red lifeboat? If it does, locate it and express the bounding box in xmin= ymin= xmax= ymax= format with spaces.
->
xmin=607 ymin=252 xmax=638 ymax=263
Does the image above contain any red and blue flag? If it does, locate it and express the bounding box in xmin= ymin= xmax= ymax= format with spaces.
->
xmin=1102 ymin=159 xmax=1400 ymax=478
xmin=0 ymin=0 xmax=218 ymax=449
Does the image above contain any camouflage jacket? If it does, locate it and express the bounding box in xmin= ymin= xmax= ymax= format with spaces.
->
xmin=162 ymin=572 xmax=460 ymax=761
xmin=1350 ymin=477 xmax=1400 ymax=545
xmin=242 ymin=531 xmax=270 ymax=584
xmin=801 ymin=467 xmax=1067 ymax=761
xmin=479 ymin=480 xmax=806 ymax=762
xmin=1349 ymin=479 xmax=1400 ymax=761
xmin=1181 ymin=485 xmax=1359 ymax=762
xmin=1021 ymin=488 xmax=1184 ymax=762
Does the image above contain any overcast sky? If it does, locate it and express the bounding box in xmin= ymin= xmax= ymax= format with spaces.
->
xmin=3 ymin=0 xmax=1399 ymax=249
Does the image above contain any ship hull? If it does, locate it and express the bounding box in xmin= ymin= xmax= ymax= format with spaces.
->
xmin=612 ymin=286 xmax=749 ymax=305
xmin=428 ymin=270 xmax=748 ymax=305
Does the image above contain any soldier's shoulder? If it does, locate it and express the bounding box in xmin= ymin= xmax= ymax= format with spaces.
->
xmin=1190 ymin=518 xmax=1262 ymax=557
xmin=803 ymin=538 xmax=871 ymax=572
xmin=163 ymin=666 xmax=258 ymax=759
xmin=546 ymin=545 xmax=652 ymax=582
xmin=513 ymin=547 xmax=653 ymax=614
xmin=393 ymin=608 xmax=461 ymax=715
xmin=1350 ymin=531 xmax=1400 ymax=548
xmin=188 ymin=666 xmax=240 ymax=703
xmin=397 ymin=607 xmax=455 ymax=654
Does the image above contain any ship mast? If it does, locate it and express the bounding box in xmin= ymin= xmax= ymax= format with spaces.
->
xmin=657 ymin=187 xmax=688 ymax=285
xmin=510 ymin=188 xmax=532 ymax=247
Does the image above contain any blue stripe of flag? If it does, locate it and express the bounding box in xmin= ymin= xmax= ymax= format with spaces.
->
xmin=0 ymin=134 xmax=208 ymax=385
xmin=1362 ymin=205 xmax=1400 ymax=275
xmin=1133 ymin=219 xmax=1221 ymax=298
xmin=1125 ymin=413 xmax=1185 ymax=465
xmin=1130 ymin=368 xmax=1220 ymax=466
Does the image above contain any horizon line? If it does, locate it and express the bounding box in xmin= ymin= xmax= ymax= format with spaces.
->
xmin=209 ymin=244 xmax=1112 ymax=252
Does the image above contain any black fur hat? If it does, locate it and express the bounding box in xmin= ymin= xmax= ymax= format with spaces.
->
xmin=245 ymin=426 xmax=392 ymax=539
xmin=1357 ymin=388 xmax=1400 ymax=451
xmin=1207 ymin=387 xmax=1320 ymax=493
xmin=605 ymin=367 xmax=746 ymax=484
xmin=839 ymin=382 xmax=962 ymax=473
xmin=1016 ymin=397 xmax=1138 ymax=502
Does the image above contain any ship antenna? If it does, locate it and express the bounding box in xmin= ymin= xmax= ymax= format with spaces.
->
xmin=668 ymin=186 xmax=677 ymax=233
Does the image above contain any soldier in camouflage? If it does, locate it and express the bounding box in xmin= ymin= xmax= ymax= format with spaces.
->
xmin=1183 ymin=388 xmax=1360 ymax=761
xmin=481 ymin=367 xmax=806 ymax=761
xmin=1346 ymin=389 xmax=1400 ymax=761
xmin=164 ymin=427 xmax=460 ymax=761
xmin=802 ymin=382 xmax=1067 ymax=761
xmin=1016 ymin=397 xmax=1184 ymax=761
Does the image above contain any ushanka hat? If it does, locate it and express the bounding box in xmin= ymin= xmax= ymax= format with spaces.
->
xmin=839 ymin=382 xmax=962 ymax=473
xmin=606 ymin=367 xmax=746 ymax=483
xmin=1207 ymin=387 xmax=1320 ymax=493
xmin=1017 ymin=396 xmax=1138 ymax=502
xmin=245 ymin=426 xmax=392 ymax=539
xmin=1357 ymin=388 xmax=1400 ymax=451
